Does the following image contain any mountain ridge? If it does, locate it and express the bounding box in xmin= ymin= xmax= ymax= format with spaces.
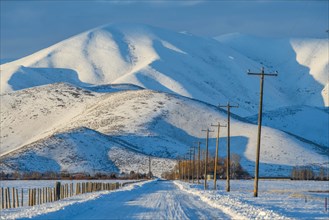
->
xmin=2 ymin=23 xmax=327 ymax=117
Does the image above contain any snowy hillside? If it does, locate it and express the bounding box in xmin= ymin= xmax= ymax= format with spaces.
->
xmin=0 ymin=83 xmax=99 ymax=156
xmin=246 ymin=106 xmax=329 ymax=148
xmin=216 ymin=33 xmax=328 ymax=106
xmin=1 ymin=83 xmax=327 ymax=177
xmin=0 ymin=127 xmax=176 ymax=177
xmin=2 ymin=23 xmax=327 ymax=117
xmin=216 ymin=34 xmax=328 ymax=147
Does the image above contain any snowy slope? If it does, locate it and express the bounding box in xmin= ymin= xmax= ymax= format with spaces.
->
xmin=246 ymin=106 xmax=329 ymax=148
xmin=0 ymin=83 xmax=99 ymax=156
xmin=2 ymin=23 xmax=325 ymax=117
xmin=0 ymin=127 xmax=176 ymax=177
xmin=216 ymin=34 xmax=328 ymax=147
xmin=1 ymin=83 xmax=327 ymax=176
xmin=216 ymin=33 xmax=328 ymax=106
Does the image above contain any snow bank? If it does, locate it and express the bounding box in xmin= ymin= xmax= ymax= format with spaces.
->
xmin=0 ymin=180 xmax=153 ymax=220
xmin=174 ymin=181 xmax=289 ymax=220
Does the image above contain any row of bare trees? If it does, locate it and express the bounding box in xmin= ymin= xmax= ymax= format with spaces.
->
xmin=291 ymin=166 xmax=328 ymax=180
xmin=162 ymin=153 xmax=250 ymax=181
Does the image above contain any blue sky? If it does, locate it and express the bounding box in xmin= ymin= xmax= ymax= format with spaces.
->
xmin=1 ymin=0 xmax=328 ymax=60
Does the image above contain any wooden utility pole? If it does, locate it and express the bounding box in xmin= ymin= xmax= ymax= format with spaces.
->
xmin=148 ymin=156 xmax=152 ymax=178
xmin=184 ymin=155 xmax=188 ymax=182
xmin=219 ymin=102 xmax=238 ymax=192
xmin=188 ymin=151 xmax=193 ymax=180
xmin=201 ymin=128 xmax=214 ymax=190
xmin=197 ymin=142 xmax=201 ymax=184
xmin=187 ymin=150 xmax=191 ymax=182
xmin=178 ymin=159 xmax=181 ymax=180
xmin=248 ymin=67 xmax=278 ymax=197
xmin=211 ymin=122 xmax=227 ymax=190
xmin=192 ymin=147 xmax=196 ymax=183
xmin=182 ymin=156 xmax=186 ymax=181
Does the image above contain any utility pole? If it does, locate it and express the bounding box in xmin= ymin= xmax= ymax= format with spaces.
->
xmin=201 ymin=128 xmax=214 ymax=190
xmin=182 ymin=156 xmax=185 ymax=181
xmin=219 ymin=102 xmax=238 ymax=192
xmin=192 ymin=146 xmax=196 ymax=183
xmin=188 ymin=148 xmax=194 ymax=182
xmin=187 ymin=152 xmax=191 ymax=182
xmin=248 ymin=67 xmax=278 ymax=197
xmin=149 ymin=156 xmax=152 ymax=179
xmin=211 ymin=122 xmax=227 ymax=190
xmin=197 ymin=142 xmax=201 ymax=184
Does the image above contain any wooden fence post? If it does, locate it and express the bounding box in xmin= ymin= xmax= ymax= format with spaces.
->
xmin=21 ymin=188 xmax=23 ymax=207
xmin=55 ymin=182 xmax=61 ymax=201
xmin=1 ymin=187 xmax=4 ymax=209
xmin=28 ymin=189 xmax=31 ymax=206
xmin=4 ymin=188 xmax=7 ymax=209
xmin=7 ymin=188 xmax=11 ymax=209
xmin=12 ymin=188 xmax=16 ymax=208
xmin=33 ymin=188 xmax=36 ymax=206
xmin=15 ymin=188 xmax=19 ymax=207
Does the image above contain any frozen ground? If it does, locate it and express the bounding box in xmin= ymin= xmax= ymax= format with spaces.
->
xmin=1 ymin=179 xmax=328 ymax=219
xmin=1 ymin=180 xmax=230 ymax=220
xmin=176 ymin=180 xmax=329 ymax=219
xmin=0 ymin=179 xmax=139 ymax=208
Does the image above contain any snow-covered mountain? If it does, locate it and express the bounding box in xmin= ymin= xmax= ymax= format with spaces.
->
xmin=216 ymin=33 xmax=328 ymax=106
xmin=0 ymin=24 xmax=328 ymax=177
xmin=216 ymin=33 xmax=329 ymax=149
xmin=1 ymin=83 xmax=327 ymax=176
xmin=1 ymin=24 xmax=327 ymax=117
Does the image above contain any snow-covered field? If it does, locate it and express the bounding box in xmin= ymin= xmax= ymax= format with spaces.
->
xmin=176 ymin=180 xmax=329 ymax=219
xmin=0 ymin=180 xmax=151 ymax=220
xmin=0 ymin=179 xmax=139 ymax=209
xmin=1 ymin=179 xmax=328 ymax=219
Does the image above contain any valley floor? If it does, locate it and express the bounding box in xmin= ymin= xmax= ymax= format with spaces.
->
xmin=1 ymin=179 xmax=328 ymax=219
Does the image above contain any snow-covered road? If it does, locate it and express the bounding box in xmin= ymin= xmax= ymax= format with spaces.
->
xmin=22 ymin=180 xmax=229 ymax=220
